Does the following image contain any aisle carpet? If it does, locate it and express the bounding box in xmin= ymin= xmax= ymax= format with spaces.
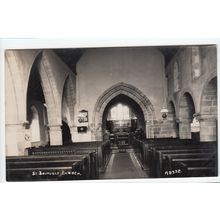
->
xmin=101 ymin=150 xmax=149 ymax=179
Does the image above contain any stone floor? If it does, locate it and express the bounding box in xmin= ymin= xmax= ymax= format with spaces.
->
xmin=101 ymin=149 xmax=149 ymax=179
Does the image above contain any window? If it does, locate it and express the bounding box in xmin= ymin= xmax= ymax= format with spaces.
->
xmin=110 ymin=104 xmax=130 ymax=120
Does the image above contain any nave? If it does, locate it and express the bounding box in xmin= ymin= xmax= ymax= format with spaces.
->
xmin=101 ymin=149 xmax=149 ymax=179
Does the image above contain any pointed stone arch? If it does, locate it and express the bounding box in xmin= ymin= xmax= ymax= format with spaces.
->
xmin=93 ymin=82 xmax=156 ymax=140
xmin=37 ymin=52 xmax=61 ymax=125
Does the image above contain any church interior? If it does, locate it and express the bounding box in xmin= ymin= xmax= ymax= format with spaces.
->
xmin=5 ymin=45 xmax=218 ymax=181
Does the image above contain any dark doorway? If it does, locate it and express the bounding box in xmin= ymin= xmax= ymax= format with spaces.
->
xmin=61 ymin=121 xmax=72 ymax=145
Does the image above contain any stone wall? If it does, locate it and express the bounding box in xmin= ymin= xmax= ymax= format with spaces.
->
xmin=75 ymin=47 xmax=167 ymax=141
xmin=166 ymin=45 xmax=217 ymax=141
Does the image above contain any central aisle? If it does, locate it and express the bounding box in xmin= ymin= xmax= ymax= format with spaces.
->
xmin=101 ymin=150 xmax=149 ymax=179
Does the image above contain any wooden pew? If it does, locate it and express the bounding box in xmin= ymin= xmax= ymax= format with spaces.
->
xmin=26 ymin=148 xmax=98 ymax=178
xmin=131 ymin=136 xmax=217 ymax=179
xmin=170 ymin=157 xmax=217 ymax=177
xmin=148 ymin=142 xmax=216 ymax=177
xmin=24 ymin=140 xmax=111 ymax=176
xmin=154 ymin=147 xmax=216 ymax=177
xmin=25 ymin=149 xmax=97 ymax=179
xmin=6 ymin=155 xmax=86 ymax=181
xmin=160 ymin=152 xmax=216 ymax=178
xmin=131 ymin=137 xmax=193 ymax=168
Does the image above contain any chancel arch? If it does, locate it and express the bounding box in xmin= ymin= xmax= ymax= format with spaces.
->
xmin=93 ymin=82 xmax=155 ymax=140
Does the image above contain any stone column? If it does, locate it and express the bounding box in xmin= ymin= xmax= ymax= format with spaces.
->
xmin=145 ymin=120 xmax=154 ymax=138
xmin=6 ymin=122 xmax=30 ymax=156
xmin=179 ymin=120 xmax=191 ymax=139
xmin=69 ymin=125 xmax=77 ymax=142
xmin=94 ymin=123 xmax=103 ymax=141
xmin=48 ymin=124 xmax=62 ymax=145
xmin=200 ymin=115 xmax=217 ymax=142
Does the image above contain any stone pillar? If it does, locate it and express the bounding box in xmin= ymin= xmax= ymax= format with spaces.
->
xmin=145 ymin=120 xmax=154 ymax=138
xmin=179 ymin=120 xmax=191 ymax=139
xmin=48 ymin=125 xmax=62 ymax=145
xmin=69 ymin=125 xmax=77 ymax=142
xmin=95 ymin=123 xmax=103 ymax=141
xmin=200 ymin=115 xmax=217 ymax=142
xmin=6 ymin=122 xmax=30 ymax=156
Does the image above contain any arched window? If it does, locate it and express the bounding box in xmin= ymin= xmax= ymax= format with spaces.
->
xmin=110 ymin=104 xmax=130 ymax=121
xmin=173 ymin=61 xmax=180 ymax=92
xmin=30 ymin=106 xmax=40 ymax=143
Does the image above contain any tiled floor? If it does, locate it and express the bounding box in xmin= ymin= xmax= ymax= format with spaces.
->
xmin=101 ymin=150 xmax=149 ymax=179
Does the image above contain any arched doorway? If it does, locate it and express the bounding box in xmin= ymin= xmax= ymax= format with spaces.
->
xmin=93 ymin=82 xmax=155 ymax=141
xmin=200 ymin=76 xmax=217 ymax=141
xmin=179 ymin=92 xmax=196 ymax=139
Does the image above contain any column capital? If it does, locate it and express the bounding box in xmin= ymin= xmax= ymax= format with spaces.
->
xmin=47 ymin=124 xmax=62 ymax=128
xmin=196 ymin=113 xmax=217 ymax=122
xmin=48 ymin=124 xmax=62 ymax=127
xmin=48 ymin=124 xmax=62 ymax=131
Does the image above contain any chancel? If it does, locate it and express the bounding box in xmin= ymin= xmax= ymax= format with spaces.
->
xmin=5 ymin=45 xmax=218 ymax=181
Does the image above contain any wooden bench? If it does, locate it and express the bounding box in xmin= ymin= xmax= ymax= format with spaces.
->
xmin=24 ymin=140 xmax=111 ymax=175
xmin=154 ymin=147 xmax=216 ymax=177
xmin=148 ymin=142 xmax=216 ymax=176
xmin=30 ymin=140 xmax=110 ymax=169
xmin=131 ymin=137 xmax=193 ymax=167
xmin=161 ymin=152 xmax=216 ymax=177
xmin=6 ymin=155 xmax=87 ymax=181
xmin=26 ymin=148 xmax=98 ymax=178
xmin=131 ymin=137 xmax=217 ymax=178
xmin=169 ymin=157 xmax=217 ymax=177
